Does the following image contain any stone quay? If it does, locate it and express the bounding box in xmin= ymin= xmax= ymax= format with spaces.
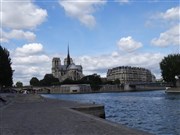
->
xmin=0 ymin=94 xmax=153 ymax=135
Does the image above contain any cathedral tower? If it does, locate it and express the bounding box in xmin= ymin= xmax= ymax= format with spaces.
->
xmin=52 ymin=57 xmax=61 ymax=78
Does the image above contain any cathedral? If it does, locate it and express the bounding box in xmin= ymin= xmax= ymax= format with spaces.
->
xmin=52 ymin=47 xmax=83 ymax=82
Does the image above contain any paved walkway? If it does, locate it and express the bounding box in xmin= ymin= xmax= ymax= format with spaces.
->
xmin=0 ymin=94 xmax=152 ymax=135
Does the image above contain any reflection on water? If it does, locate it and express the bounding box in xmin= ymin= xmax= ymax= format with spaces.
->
xmin=42 ymin=91 xmax=180 ymax=135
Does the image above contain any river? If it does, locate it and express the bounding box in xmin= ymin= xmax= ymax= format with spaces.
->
xmin=42 ymin=90 xmax=180 ymax=135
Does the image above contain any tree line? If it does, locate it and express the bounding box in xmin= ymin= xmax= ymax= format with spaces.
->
xmin=29 ymin=73 xmax=123 ymax=91
xmin=29 ymin=74 xmax=104 ymax=91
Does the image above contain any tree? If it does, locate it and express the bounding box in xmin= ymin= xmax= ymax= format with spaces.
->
xmin=16 ymin=81 xmax=23 ymax=88
xmin=0 ymin=45 xmax=13 ymax=88
xmin=62 ymin=78 xmax=75 ymax=84
xmin=81 ymin=75 xmax=102 ymax=91
xmin=30 ymin=77 xmax=40 ymax=86
xmin=160 ymin=54 xmax=180 ymax=87
xmin=114 ymin=79 xmax=120 ymax=84
xmin=40 ymin=74 xmax=59 ymax=86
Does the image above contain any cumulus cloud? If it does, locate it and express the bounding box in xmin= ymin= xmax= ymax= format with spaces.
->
xmin=15 ymin=43 xmax=44 ymax=56
xmin=0 ymin=29 xmax=9 ymax=42
xmin=1 ymin=29 xmax=36 ymax=42
xmin=0 ymin=0 xmax=47 ymax=42
xmin=151 ymin=24 xmax=180 ymax=47
xmin=75 ymin=52 xmax=164 ymax=78
xmin=117 ymin=36 xmax=143 ymax=52
xmin=147 ymin=6 xmax=180 ymax=49
xmin=13 ymin=55 xmax=50 ymax=65
xmin=1 ymin=0 xmax=47 ymax=29
xmin=146 ymin=6 xmax=179 ymax=27
xmin=12 ymin=43 xmax=51 ymax=85
xmin=157 ymin=6 xmax=180 ymax=21
xmin=59 ymin=0 xmax=106 ymax=28
xmin=111 ymin=51 xmax=119 ymax=57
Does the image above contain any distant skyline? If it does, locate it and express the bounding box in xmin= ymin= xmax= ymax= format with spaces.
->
xmin=0 ymin=0 xmax=179 ymax=85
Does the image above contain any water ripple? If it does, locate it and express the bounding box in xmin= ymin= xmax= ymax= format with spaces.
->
xmin=42 ymin=91 xmax=180 ymax=135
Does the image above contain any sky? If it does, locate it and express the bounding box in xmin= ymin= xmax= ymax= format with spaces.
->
xmin=0 ymin=0 xmax=180 ymax=85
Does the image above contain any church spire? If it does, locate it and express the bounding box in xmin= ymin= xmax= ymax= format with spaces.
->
xmin=67 ymin=44 xmax=71 ymax=67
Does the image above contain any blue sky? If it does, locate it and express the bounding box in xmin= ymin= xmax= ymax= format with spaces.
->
xmin=0 ymin=0 xmax=179 ymax=85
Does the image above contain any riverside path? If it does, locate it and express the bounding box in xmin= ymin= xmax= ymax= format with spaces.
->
xmin=0 ymin=94 xmax=153 ymax=135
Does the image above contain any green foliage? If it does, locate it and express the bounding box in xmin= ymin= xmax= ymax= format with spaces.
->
xmin=62 ymin=78 xmax=75 ymax=84
xmin=30 ymin=77 xmax=40 ymax=86
xmin=160 ymin=54 xmax=180 ymax=86
xmin=0 ymin=45 xmax=13 ymax=87
xmin=29 ymin=74 xmax=59 ymax=86
xmin=16 ymin=81 xmax=23 ymax=88
xmin=60 ymin=75 xmax=103 ymax=91
xmin=114 ymin=79 xmax=120 ymax=84
xmin=40 ymin=74 xmax=59 ymax=86
xmin=80 ymin=75 xmax=102 ymax=91
xmin=81 ymin=75 xmax=102 ymax=84
xmin=103 ymin=80 xmax=113 ymax=85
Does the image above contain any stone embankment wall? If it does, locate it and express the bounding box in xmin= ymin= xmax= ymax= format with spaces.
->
xmin=99 ymin=85 xmax=124 ymax=92
xmin=73 ymin=105 xmax=105 ymax=118
xmin=34 ymin=85 xmax=124 ymax=94
xmin=15 ymin=83 xmax=165 ymax=94
xmin=124 ymin=84 xmax=165 ymax=91
xmin=176 ymin=79 xmax=180 ymax=87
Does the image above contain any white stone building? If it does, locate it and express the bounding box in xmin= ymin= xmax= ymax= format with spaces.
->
xmin=52 ymin=47 xmax=83 ymax=82
xmin=107 ymin=66 xmax=155 ymax=83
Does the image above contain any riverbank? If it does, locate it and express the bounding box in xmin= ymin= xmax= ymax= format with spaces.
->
xmin=42 ymin=91 xmax=180 ymax=135
xmin=0 ymin=94 xmax=152 ymax=135
xmin=13 ymin=83 xmax=165 ymax=94
xmin=165 ymin=87 xmax=180 ymax=93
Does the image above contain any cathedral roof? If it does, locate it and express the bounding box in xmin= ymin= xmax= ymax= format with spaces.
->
xmin=68 ymin=64 xmax=79 ymax=70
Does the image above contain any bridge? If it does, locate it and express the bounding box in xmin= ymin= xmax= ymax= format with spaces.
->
xmin=124 ymin=82 xmax=165 ymax=91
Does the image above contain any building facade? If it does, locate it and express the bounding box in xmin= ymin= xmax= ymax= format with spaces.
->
xmin=107 ymin=66 xmax=155 ymax=83
xmin=52 ymin=47 xmax=83 ymax=82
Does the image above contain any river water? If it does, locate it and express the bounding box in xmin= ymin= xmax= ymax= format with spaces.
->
xmin=42 ymin=91 xmax=180 ymax=135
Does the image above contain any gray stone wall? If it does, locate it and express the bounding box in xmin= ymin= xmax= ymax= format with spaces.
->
xmin=176 ymin=79 xmax=180 ymax=87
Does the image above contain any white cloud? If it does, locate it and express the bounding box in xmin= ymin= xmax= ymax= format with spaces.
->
xmin=0 ymin=29 xmax=9 ymax=42
xmin=157 ymin=6 xmax=180 ymax=21
xmin=59 ymin=0 xmax=106 ymax=28
xmin=12 ymin=43 xmax=164 ymax=85
xmin=12 ymin=43 xmax=51 ymax=85
xmin=111 ymin=51 xmax=119 ymax=57
xmin=115 ymin=0 xmax=129 ymax=4
xmin=0 ymin=38 xmax=8 ymax=43
xmin=117 ymin=36 xmax=143 ymax=52
xmin=13 ymin=55 xmax=50 ymax=65
xmin=1 ymin=0 xmax=47 ymax=29
xmin=15 ymin=43 xmax=44 ymax=56
xmin=151 ymin=24 xmax=180 ymax=47
xmin=148 ymin=7 xmax=180 ymax=48
xmin=75 ymin=52 xmax=164 ymax=78
xmin=146 ymin=6 xmax=179 ymax=28
xmin=0 ymin=0 xmax=47 ymax=42
xmin=1 ymin=29 xmax=36 ymax=42
xmin=9 ymin=30 xmax=36 ymax=41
